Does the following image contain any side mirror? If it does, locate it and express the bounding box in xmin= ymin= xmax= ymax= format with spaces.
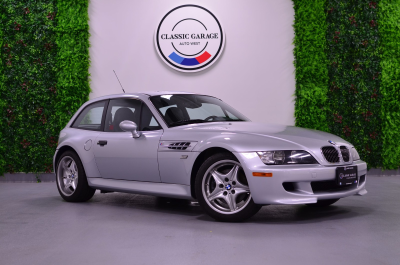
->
xmin=119 ymin=120 xmax=141 ymax=138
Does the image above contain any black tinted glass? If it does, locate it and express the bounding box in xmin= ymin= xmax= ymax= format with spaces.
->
xmin=150 ymin=94 xmax=248 ymax=127
xmin=104 ymin=99 xmax=141 ymax=132
xmin=140 ymin=104 xmax=162 ymax=131
xmin=71 ymin=101 xmax=106 ymax=131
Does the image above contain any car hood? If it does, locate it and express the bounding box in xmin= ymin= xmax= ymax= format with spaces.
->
xmin=175 ymin=122 xmax=351 ymax=149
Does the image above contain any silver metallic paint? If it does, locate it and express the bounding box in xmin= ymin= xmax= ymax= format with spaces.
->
xmin=235 ymin=152 xmax=366 ymax=204
xmin=54 ymin=128 xmax=102 ymax=178
xmin=119 ymin=120 xmax=141 ymax=138
xmin=54 ymin=92 xmax=367 ymax=205
xmin=87 ymin=178 xmax=192 ymax=199
xmin=158 ymin=151 xmax=197 ymax=184
xmin=93 ymin=130 xmax=163 ymax=182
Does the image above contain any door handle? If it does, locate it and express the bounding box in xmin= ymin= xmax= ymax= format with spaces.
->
xmin=97 ymin=140 xmax=107 ymax=146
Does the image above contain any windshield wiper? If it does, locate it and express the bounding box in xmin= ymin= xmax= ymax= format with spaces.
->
xmin=169 ymin=119 xmax=208 ymax=127
xmin=222 ymin=118 xmax=245 ymax=121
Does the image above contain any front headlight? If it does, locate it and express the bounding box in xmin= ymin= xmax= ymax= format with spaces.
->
xmin=351 ymin=147 xmax=360 ymax=161
xmin=257 ymin=150 xmax=318 ymax=165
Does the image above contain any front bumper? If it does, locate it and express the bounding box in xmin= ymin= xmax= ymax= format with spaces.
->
xmin=235 ymin=152 xmax=367 ymax=205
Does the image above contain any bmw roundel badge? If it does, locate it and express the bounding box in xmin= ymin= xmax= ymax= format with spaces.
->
xmin=328 ymin=140 xmax=336 ymax=145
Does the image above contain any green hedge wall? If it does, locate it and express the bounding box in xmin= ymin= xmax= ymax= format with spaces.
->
xmin=0 ymin=0 xmax=58 ymax=174
xmin=326 ymin=0 xmax=382 ymax=168
xmin=379 ymin=0 xmax=400 ymax=169
xmin=293 ymin=0 xmax=329 ymax=132
xmin=0 ymin=24 xmax=5 ymax=174
xmin=294 ymin=0 xmax=400 ymax=169
xmin=0 ymin=0 xmax=90 ymax=175
xmin=56 ymin=0 xmax=90 ymax=129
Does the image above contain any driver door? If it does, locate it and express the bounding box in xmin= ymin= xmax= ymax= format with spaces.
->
xmin=93 ymin=98 xmax=163 ymax=182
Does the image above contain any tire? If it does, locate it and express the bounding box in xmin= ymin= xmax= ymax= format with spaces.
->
xmin=195 ymin=153 xmax=262 ymax=222
xmin=306 ymin=199 xmax=339 ymax=207
xmin=56 ymin=150 xmax=96 ymax=202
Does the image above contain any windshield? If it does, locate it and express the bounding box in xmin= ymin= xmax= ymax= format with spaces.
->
xmin=150 ymin=94 xmax=249 ymax=127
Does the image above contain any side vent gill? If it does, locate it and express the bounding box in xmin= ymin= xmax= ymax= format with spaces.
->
xmin=168 ymin=142 xmax=191 ymax=150
xmin=159 ymin=141 xmax=198 ymax=152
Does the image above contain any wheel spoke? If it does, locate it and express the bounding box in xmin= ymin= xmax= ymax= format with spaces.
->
xmin=62 ymin=160 xmax=69 ymax=171
xmin=224 ymin=193 xmax=237 ymax=211
xmin=234 ymin=187 xmax=250 ymax=196
xmin=234 ymin=181 xmax=249 ymax=192
xmin=207 ymin=190 xmax=225 ymax=202
xmin=69 ymin=161 xmax=76 ymax=173
xmin=226 ymin=165 xmax=239 ymax=182
xmin=64 ymin=181 xmax=71 ymax=190
xmin=71 ymin=179 xmax=77 ymax=191
xmin=211 ymin=170 xmax=225 ymax=185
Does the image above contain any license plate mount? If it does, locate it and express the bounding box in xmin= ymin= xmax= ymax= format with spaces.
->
xmin=336 ymin=166 xmax=358 ymax=186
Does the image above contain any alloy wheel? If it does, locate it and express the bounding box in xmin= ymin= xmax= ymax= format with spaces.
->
xmin=57 ymin=156 xmax=79 ymax=196
xmin=202 ymin=160 xmax=251 ymax=214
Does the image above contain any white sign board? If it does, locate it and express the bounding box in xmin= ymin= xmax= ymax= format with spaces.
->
xmin=155 ymin=5 xmax=225 ymax=72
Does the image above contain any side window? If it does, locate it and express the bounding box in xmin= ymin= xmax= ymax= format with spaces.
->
xmin=104 ymin=98 xmax=142 ymax=132
xmin=71 ymin=101 xmax=106 ymax=131
xmin=140 ymin=104 xmax=162 ymax=131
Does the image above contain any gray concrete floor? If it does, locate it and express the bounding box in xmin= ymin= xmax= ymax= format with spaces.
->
xmin=0 ymin=176 xmax=399 ymax=265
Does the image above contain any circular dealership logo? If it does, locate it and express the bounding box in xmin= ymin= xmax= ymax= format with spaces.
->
xmin=155 ymin=5 xmax=225 ymax=72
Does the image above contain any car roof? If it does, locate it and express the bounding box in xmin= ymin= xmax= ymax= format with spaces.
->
xmin=66 ymin=91 xmax=223 ymax=129
xmin=87 ymin=91 xmax=211 ymax=103
xmin=141 ymin=91 xmax=197 ymax=96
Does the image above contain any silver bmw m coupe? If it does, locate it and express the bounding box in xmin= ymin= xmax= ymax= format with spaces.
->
xmin=54 ymin=92 xmax=367 ymax=222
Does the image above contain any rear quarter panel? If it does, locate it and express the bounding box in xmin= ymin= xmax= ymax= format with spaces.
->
xmin=54 ymin=128 xmax=102 ymax=178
